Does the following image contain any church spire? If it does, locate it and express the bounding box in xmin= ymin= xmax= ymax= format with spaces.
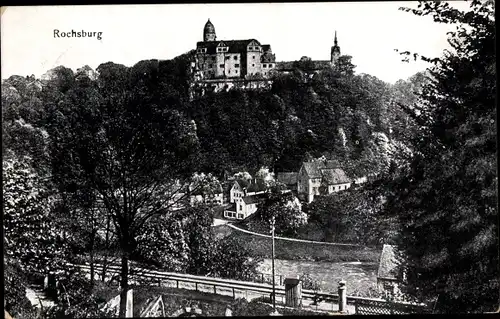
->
xmin=331 ymin=30 xmax=341 ymax=66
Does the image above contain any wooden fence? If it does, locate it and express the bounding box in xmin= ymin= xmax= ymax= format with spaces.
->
xmin=70 ymin=262 xmax=429 ymax=315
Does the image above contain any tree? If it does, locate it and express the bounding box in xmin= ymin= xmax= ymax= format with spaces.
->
xmin=388 ymin=0 xmax=497 ymax=313
xmin=47 ymin=61 xmax=202 ymax=317
xmin=133 ymin=214 xmax=190 ymax=272
xmin=258 ymin=183 xmax=308 ymax=236
xmin=210 ymin=236 xmax=262 ymax=281
xmin=3 ymin=155 xmax=70 ymax=317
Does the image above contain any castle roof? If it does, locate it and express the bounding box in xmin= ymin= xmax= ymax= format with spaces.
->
xmin=196 ymin=39 xmax=271 ymax=55
xmin=204 ymin=19 xmax=216 ymax=34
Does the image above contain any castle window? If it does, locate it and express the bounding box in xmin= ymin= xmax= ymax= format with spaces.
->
xmin=235 ymin=64 xmax=240 ymax=68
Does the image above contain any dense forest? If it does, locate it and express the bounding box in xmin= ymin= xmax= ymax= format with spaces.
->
xmin=2 ymin=0 xmax=496 ymax=317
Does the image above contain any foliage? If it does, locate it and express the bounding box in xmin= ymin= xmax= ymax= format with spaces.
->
xmin=305 ymin=177 xmax=397 ymax=245
xmin=210 ymin=236 xmax=262 ymax=280
xmin=257 ymin=184 xmax=308 ymax=236
xmin=3 ymin=156 xmax=68 ymax=276
xmin=133 ymin=215 xmax=190 ymax=272
xmin=45 ymin=268 xmax=109 ymax=319
xmin=183 ymin=206 xmax=217 ymax=275
xmin=4 ymin=260 xmax=39 ymax=319
xmin=45 ymin=61 xmax=202 ymax=315
xmin=387 ymin=0 xmax=497 ymax=313
xmin=299 ymin=273 xmax=322 ymax=291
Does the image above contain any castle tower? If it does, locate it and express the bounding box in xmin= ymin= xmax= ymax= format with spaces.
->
xmin=203 ymin=19 xmax=216 ymax=42
xmin=330 ymin=31 xmax=341 ymax=66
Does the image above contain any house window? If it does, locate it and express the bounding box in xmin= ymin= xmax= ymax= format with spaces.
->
xmin=217 ymin=48 xmax=220 ymax=52
xmin=237 ymin=213 xmax=244 ymax=219
xmin=234 ymin=55 xmax=238 ymax=60
xmin=269 ymin=64 xmax=274 ymax=68
xmin=253 ymin=56 xmax=255 ymax=59
xmin=228 ymin=70 xmax=231 ymax=74
xmin=263 ymin=64 xmax=267 ymax=68
xmin=225 ymin=56 xmax=230 ymax=60
xmin=209 ymin=64 xmax=213 ymax=68
xmin=220 ymin=64 xmax=224 ymax=68
xmin=235 ymin=70 xmax=238 ymax=73
xmin=252 ymin=63 xmax=255 ymax=67
xmin=235 ymin=64 xmax=240 ymax=68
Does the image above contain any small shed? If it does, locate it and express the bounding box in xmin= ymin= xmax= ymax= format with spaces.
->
xmin=377 ymin=244 xmax=401 ymax=296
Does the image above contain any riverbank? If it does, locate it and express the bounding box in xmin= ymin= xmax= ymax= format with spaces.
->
xmin=214 ymin=225 xmax=381 ymax=263
xmin=257 ymin=259 xmax=379 ymax=297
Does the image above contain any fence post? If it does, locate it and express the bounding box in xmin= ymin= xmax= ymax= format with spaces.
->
xmin=195 ymin=283 xmax=198 ymax=291
xmin=158 ymin=278 xmax=161 ymax=287
xmin=214 ymin=285 xmax=217 ymax=294
xmin=261 ymin=273 xmax=265 ymax=283
xmin=232 ymin=288 xmax=236 ymax=299
xmin=176 ymin=280 xmax=179 ymax=289
xmin=338 ymin=280 xmax=347 ymax=313
xmin=284 ymin=276 xmax=302 ymax=308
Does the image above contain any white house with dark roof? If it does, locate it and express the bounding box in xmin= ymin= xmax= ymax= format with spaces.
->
xmin=229 ymin=179 xmax=249 ymax=203
xmin=224 ymin=193 xmax=264 ymax=220
xmin=297 ymin=160 xmax=351 ymax=203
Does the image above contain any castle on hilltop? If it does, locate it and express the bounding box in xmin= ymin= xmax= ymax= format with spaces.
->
xmin=190 ymin=19 xmax=342 ymax=96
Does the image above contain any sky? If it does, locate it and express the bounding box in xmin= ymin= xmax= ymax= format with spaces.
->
xmin=1 ymin=1 xmax=472 ymax=84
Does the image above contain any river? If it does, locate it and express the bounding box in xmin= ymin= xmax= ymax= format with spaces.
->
xmin=256 ymin=258 xmax=379 ymax=297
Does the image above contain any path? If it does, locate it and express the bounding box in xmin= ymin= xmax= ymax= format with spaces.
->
xmin=25 ymin=285 xmax=55 ymax=309
xmin=227 ymin=223 xmax=362 ymax=247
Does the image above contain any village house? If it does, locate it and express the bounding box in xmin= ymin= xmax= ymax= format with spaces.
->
xmin=297 ymin=160 xmax=351 ymax=203
xmin=224 ymin=193 xmax=266 ymax=220
xmin=229 ymin=178 xmax=267 ymax=203
xmin=225 ymin=178 xmax=268 ymax=220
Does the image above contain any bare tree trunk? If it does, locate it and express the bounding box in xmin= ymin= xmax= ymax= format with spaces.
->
xmin=90 ymin=228 xmax=96 ymax=288
xmin=118 ymin=254 xmax=129 ymax=318
xmin=102 ymin=214 xmax=111 ymax=282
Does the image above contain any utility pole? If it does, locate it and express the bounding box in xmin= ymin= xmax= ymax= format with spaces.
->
xmin=270 ymin=216 xmax=281 ymax=316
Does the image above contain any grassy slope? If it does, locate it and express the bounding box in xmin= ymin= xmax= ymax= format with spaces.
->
xmin=214 ymin=224 xmax=380 ymax=263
